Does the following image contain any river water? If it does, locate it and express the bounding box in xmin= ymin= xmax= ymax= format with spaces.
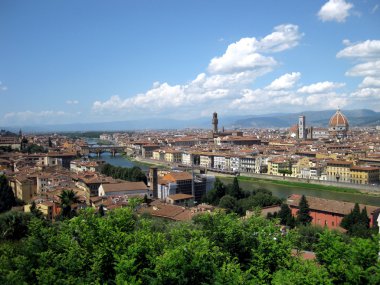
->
xmin=90 ymin=152 xmax=380 ymax=207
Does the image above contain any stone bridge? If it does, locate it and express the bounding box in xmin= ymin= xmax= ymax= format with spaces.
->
xmin=84 ymin=145 xmax=126 ymax=157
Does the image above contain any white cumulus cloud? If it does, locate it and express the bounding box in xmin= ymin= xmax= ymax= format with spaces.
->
xmin=345 ymin=60 xmax=380 ymax=77
xmin=318 ymin=0 xmax=353 ymax=22
xmin=0 ymin=81 xmax=7 ymax=92
xmin=338 ymin=39 xmax=380 ymax=102
xmin=93 ymin=24 xmax=304 ymax=117
xmin=66 ymin=100 xmax=79 ymax=105
xmin=208 ymin=24 xmax=302 ymax=74
xmin=1 ymin=110 xmax=79 ymax=125
xmin=351 ymin=88 xmax=380 ymax=98
xmin=337 ymin=40 xmax=380 ymax=59
xmin=297 ymin=81 xmax=345 ymax=94
xmin=359 ymin=77 xmax=380 ymax=88
xmin=265 ymin=72 xmax=301 ymax=91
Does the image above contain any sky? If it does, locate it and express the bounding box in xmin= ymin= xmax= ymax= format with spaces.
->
xmin=0 ymin=0 xmax=380 ymax=126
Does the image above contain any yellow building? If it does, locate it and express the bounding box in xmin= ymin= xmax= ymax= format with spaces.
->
xmin=291 ymin=157 xmax=311 ymax=178
xmin=164 ymin=151 xmax=182 ymax=163
xmin=326 ymin=160 xmax=353 ymax=183
xmin=152 ymin=150 xmax=165 ymax=161
xmin=316 ymin=153 xmax=338 ymax=160
xmin=268 ymin=157 xmax=291 ymax=176
xmin=350 ymin=166 xmax=379 ymax=185
xmin=10 ymin=175 xmax=37 ymax=203
xmin=24 ymin=201 xmax=55 ymax=221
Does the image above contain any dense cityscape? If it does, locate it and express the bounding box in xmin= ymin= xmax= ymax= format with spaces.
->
xmin=1 ymin=0 xmax=380 ymax=284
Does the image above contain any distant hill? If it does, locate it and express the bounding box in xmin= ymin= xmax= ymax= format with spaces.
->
xmin=233 ymin=109 xmax=380 ymax=128
xmin=1 ymin=109 xmax=379 ymax=133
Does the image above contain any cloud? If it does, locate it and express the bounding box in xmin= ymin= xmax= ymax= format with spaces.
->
xmin=0 ymin=81 xmax=7 ymax=92
xmin=93 ymin=24 xmax=305 ymax=117
xmin=371 ymin=4 xmax=379 ymax=14
xmin=304 ymin=93 xmax=348 ymax=108
xmin=337 ymin=39 xmax=380 ymax=102
xmin=359 ymin=77 xmax=380 ymax=88
xmin=318 ymin=0 xmax=353 ymax=22
xmin=66 ymin=100 xmax=79 ymax=105
xmin=265 ymin=72 xmax=301 ymax=91
xmin=230 ymin=88 xmax=347 ymax=112
xmin=337 ymin=40 xmax=380 ymax=59
xmin=345 ymin=60 xmax=380 ymax=77
xmin=351 ymin=88 xmax=380 ymax=98
xmin=1 ymin=110 xmax=79 ymax=125
xmin=207 ymin=24 xmax=302 ymax=74
xmin=297 ymin=81 xmax=345 ymax=94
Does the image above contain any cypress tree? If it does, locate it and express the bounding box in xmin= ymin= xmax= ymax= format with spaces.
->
xmin=229 ymin=177 xmax=244 ymax=200
xmin=296 ymin=195 xmax=312 ymax=226
xmin=278 ymin=203 xmax=295 ymax=228
xmin=0 ymin=175 xmax=16 ymax=213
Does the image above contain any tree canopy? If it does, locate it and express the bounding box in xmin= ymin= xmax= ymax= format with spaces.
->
xmin=0 ymin=175 xmax=16 ymax=214
xmin=101 ymin=163 xmax=147 ymax=184
xmin=340 ymin=203 xmax=372 ymax=238
xmin=0 ymin=203 xmax=379 ymax=284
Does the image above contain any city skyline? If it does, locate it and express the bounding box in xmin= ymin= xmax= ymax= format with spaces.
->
xmin=1 ymin=0 xmax=380 ymax=127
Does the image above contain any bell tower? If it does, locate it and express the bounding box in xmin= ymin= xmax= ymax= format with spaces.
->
xmin=212 ymin=112 xmax=218 ymax=134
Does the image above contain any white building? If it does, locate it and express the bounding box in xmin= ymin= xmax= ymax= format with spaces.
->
xmin=200 ymin=154 xmax=213 ymax=168
xmin=213 ymin=155 xmax=227 ymax=170
xmin=181 ymin=152 xmax=193 ymax=166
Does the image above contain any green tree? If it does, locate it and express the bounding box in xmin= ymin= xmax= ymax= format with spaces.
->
xmin=278 ymin=203 xmax=296 ymax=228
xmin=341 ymin=203 xmax=371 ymax=238
xmin=30 ymin=201 xmax=43 ymax=219
xmin=98 ymin=204 xmax=105 ymax=217
xmin=219 ymin=195 xmax=238 ymax=213
xmin=272 ymin=260 xmax=333 ymax=285
xmin=58 ymin=189 xmax=80 ymax=219
xmin=296 ymin=195 xmax=312 ymax=226
xmin=214 ymin=178 xmax=226 ymax=200
xmin=316 ymin=230 xmax=379 ymax=284
xmin=0 ymin=211 xmax=32 ymax=240
xmin=228 ymin=177 xmax=244 ymax=200
xmin=0 ymin=175 xmax=16 ymax=213
xmin=295 ymin=225 xmax=324 ymax=251
xmin=278 ymin=169 xmax=292 ymax=179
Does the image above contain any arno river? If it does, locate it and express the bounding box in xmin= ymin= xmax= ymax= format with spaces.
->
xmin=91 ymin=152 xmax=380 ymax=206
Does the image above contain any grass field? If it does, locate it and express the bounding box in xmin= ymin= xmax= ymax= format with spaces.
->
xmin=220 ymin=175 xmax=362 ymax=194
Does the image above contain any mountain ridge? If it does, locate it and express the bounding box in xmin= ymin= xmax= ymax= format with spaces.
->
xmin=1 ymin=109 xmax=379 ymax=133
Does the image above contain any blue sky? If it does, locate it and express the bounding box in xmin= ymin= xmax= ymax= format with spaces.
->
xmin=0 ymin=0 xmax=379 ymax=126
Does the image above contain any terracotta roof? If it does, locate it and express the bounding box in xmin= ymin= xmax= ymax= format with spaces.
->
xmin=329 ymin=109 xmax=349 ymax=128
xmin=163 ymin=172 xmax=192 ymax=182
xmin=287 ymin=194 xmax=380 ymax=216
xmin=350 ymin=166 xmax=379 ymax=171
xmin=167 ymin=194 xmax=194 ymax=200
xmin=102 ymin=182 xmax=148 ymax=193
xmin=327 ymin=160 xmax=353 ymax=166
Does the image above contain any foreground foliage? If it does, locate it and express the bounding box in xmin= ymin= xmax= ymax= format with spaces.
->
xmin=0 ymin=206 xmax=379 ymax=284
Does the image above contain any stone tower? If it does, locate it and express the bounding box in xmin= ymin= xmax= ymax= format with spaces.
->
xmin=298 ymin=115 xmax=306 ymax=140
xmin=212 ymin=112 xmax=218 ymax=133
xmin=149 ymin=167 xmax=158 ymax=198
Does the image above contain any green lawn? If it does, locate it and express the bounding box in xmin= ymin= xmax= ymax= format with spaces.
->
xmin=220 ymin=175 xmax=361 ymax=194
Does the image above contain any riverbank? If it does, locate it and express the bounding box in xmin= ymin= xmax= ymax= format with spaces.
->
xmin=240 ymin=175 xmax=364 ymax=194
xmin=93 ymin=153 xmax=380 ymax=206
xmin=125 ymin=155 xmax=170 ymax=170
xmin=221 ymin=175 xmax=365 ymax=194
xmin=218 ymin=176 xmax=380 ymax=206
